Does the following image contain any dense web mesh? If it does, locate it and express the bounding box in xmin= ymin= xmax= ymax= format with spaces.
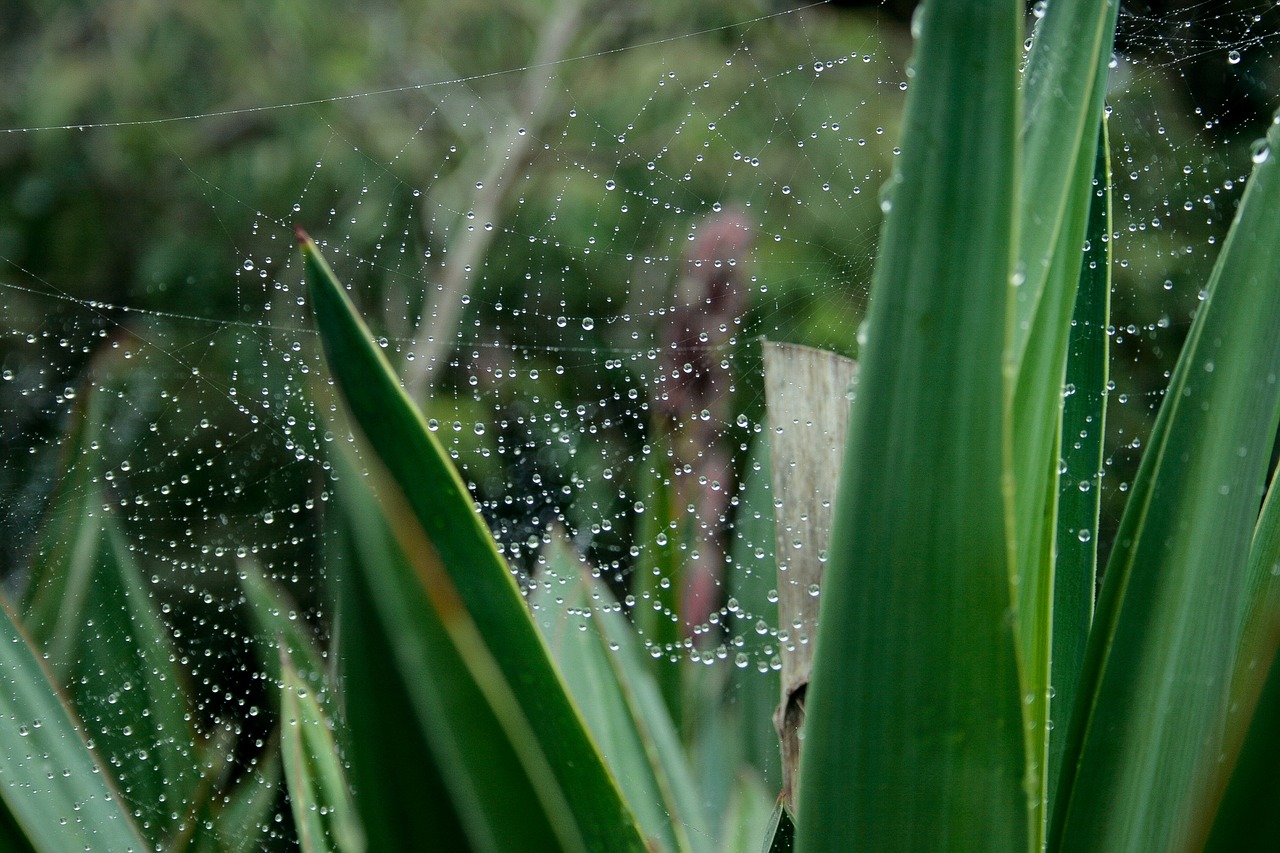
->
xmin=1 ymin=0 xmax=1278 ymax=845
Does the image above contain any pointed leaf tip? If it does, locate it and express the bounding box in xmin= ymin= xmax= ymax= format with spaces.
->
xmin=294 ymin=224 xmax=311 ymax=246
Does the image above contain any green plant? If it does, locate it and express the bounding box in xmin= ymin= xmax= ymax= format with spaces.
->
xmin=796 ymin=1 xmax=1280 ymax=851
xmin=1 ymin=0 xmax=1279 ymax=851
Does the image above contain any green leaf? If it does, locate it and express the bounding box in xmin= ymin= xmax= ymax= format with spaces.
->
xmin=21 ymin=386 xmax=106 ymax=680
xmin=761 ymin=800 xmax=795 ymax=853
xmin=70 ymin=514 xmax=200 ymax=842
xmin=239 ymin=561 xmax=340 ymax=751
xmin=716 ymin=770 xmax=774 ymax=853
xmin=1052 ymin=115 xmax=1280 ymax=853
xmin=0 ymin=598 xmax=149 ymax=852
xmin=633 ymin=427 xmax=686 ymax=726
xmin=1202 ymin=458 xmax=1280 ymax=848
xmin=19 ymin=379 xmax=200 ymax=845
xmin=1048 ymin=118 xmax=1111 ymax=817
xmin=280 ymin=649 xmax=365 ymax=853
xmin=208 ymin=739 xmax=284 ymax=853
xmin=298 ymin=227 xmax=646 ymax=853
xmin=724 ymin=429 xmax=781 ymax=787
xmin=333 ymin=438 xmax=620 ymax=853
xmin=331 ymin=500 xmax=473 ymax=853
xmin=795 ymin=2 xmax=1026 ymax=851
xmin=1008 ymin=2 xmax=1119 ymax=837
xmin=1014 ymin=0 xmax=1119 ymax=358
xmin=530 ymin=536 xmax=711 ymax=853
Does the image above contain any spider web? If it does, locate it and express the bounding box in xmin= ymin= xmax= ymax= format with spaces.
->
xmin=1 ymin=0 xmax=1278 ymax=844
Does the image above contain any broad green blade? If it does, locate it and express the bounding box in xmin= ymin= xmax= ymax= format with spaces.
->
xmin=241 ymin=564 xmax=330 ymax=685
xmin=761 ymin=801 xmax=795 ymax=853
xmin=1203 ymin=467 xmax=1280 ymax=849
xmin=298 ymin=226 xmax=646 ymax=853
xmin=794 ymin=2 xmax=1026 ymax=851
xmin=0 ymin=598 xmax=149 ymax=852
xmin=688 ymin=668 xmax=737 ymax=837
xmin=240 ymin=562 xmax=339 ymax=739
xmin=1053 ymin=117 xmax=1280 ymax=853
xmin=724 ymin=429 xmax=781 ymax=787
xmin=332 ymin=505 xmax=473 ymax=853
xmin=280 ymin=649 xmax=365 ymax=853
xmin=1226 ymin=464 xmax=1280 ymax=751
xmin=1208 ymin=657 xmax=1280 ymax=848
xmin=530 ymin=537 xmax=710 ymax=853
xmin=334 ymin=441 xmax=598 ymax=853
xmin=717 ymin=771 xmax=774 ymax=853
xmin=1048 ymin=118 xmax=1111 ymax=816
xmin=1011 ymin=117 xmax=1113 ymax=839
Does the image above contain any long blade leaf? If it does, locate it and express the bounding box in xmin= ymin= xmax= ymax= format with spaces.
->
xmin=530 ymin=537 xmax=710 ymax=853
xmin=0 ymin=599 xmax=149 ymax=852
xmin=1048 ymin=118 xmax=1112 ymax=817
xmin=1008 ymin=3 xmax=1119 ymax=838
xmin=280 ymin=648 xmax=365 ymax=853
xmin=1202 ymin=462 xmax=1280 ymax=848
xmin=1053 ymin=113 xmax=1280 ymax=853
xmin=794 ymin=2 xmax=1026 ymax=850
xmin=332 ymin=441 xmax=582 ymax=853
xmin=298 ymin=226 xmax=646 ymax=852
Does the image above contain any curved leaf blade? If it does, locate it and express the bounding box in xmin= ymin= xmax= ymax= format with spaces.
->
xmin=1053 ymin=115 xmax=1280 ymax=853
xmin=297 ymin=226 xmax=646 ymax=853
xmin=531 ymin=537 xmax=711 ymax=853
xmin=280 ymin=648 xmax=365 ymax=853
xmin=0 ymin=599 xmax=149 ymax=852
xmin=333 ymin=443 xmax=582 ymax=853
xmin=1203 ymin=466 xmax=1280 ymax=849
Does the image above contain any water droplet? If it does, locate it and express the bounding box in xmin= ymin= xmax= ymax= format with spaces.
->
xmin=1227 ymin=50 xmax=1242 ymax=65
xmin=582 ymin=317 xmax=595 ymax=331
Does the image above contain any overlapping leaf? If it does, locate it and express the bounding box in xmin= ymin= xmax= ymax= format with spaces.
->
xmin=530 ymin=536 xmax=710 ymax=853
xmin=299 ymin=228 xmax=646 ymax=853
xmin=1052 ymin=114 xmax=1280 ymax=853
xmin=0 ymin=599 xmax=149 ymax=852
